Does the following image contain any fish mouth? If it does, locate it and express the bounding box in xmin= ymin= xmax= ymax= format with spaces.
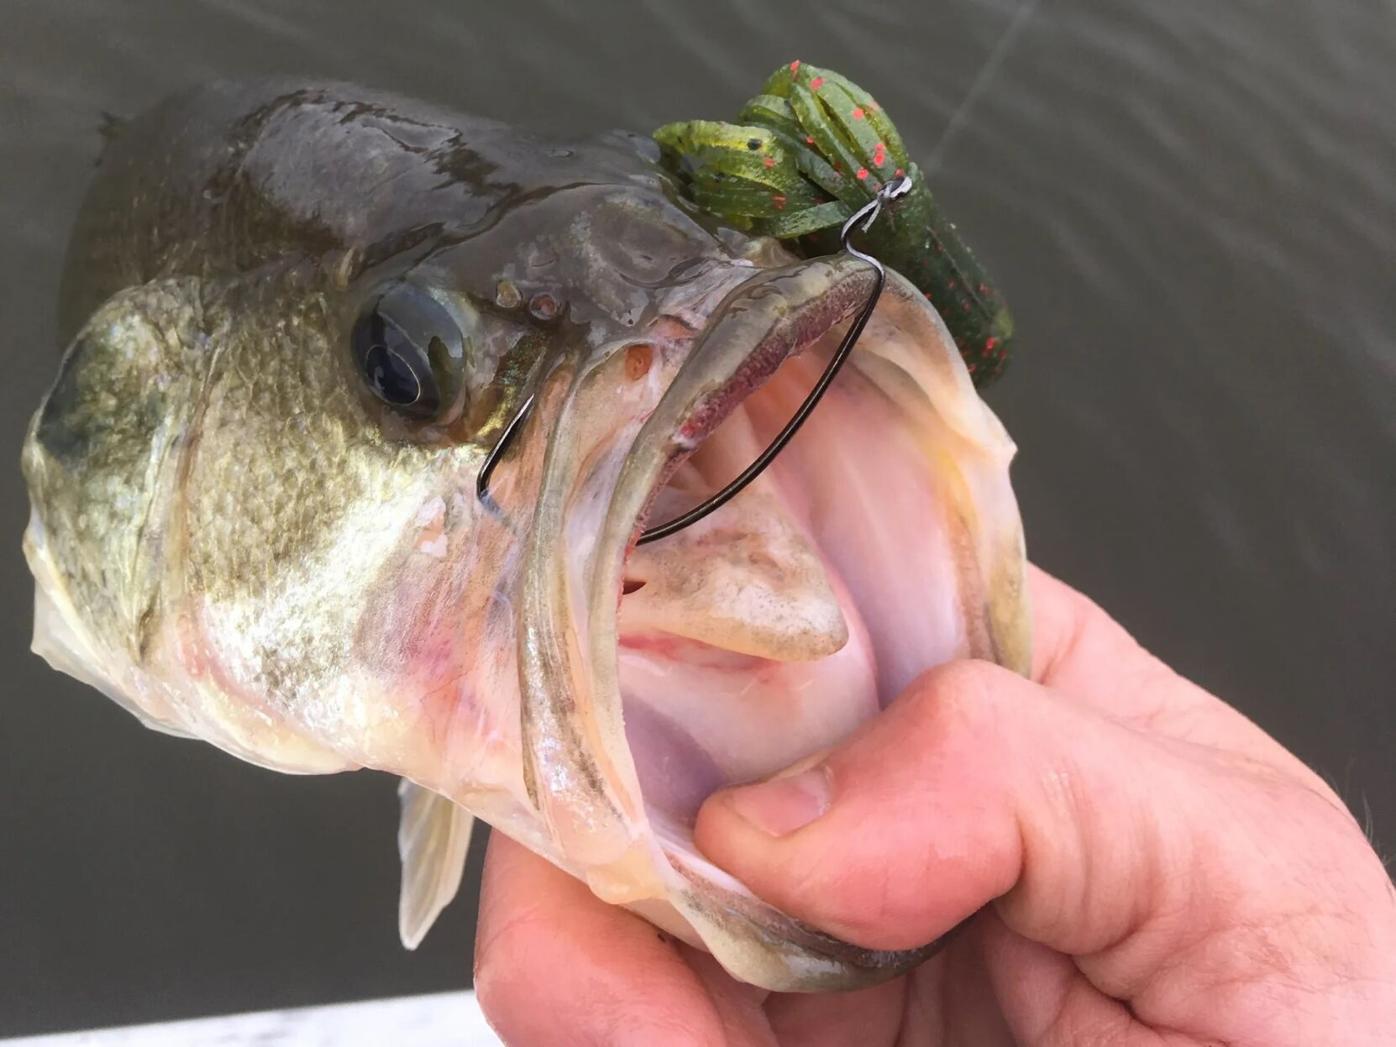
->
xmin=518 ymin=254 xmax=1028 ymax=991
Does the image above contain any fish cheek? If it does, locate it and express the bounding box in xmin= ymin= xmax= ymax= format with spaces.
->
xmin=348 ymin=497 xmax=525 ymax=778
xmin=176 ymin=290 xmax=431 ymax=733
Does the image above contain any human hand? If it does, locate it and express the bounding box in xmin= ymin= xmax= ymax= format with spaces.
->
xmin=474 ymin=566 xmax=1396 ymax=1045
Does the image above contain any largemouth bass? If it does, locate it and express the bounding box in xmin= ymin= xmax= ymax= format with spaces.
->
xmin=21 ymin=81 xmax=1028 ymax=992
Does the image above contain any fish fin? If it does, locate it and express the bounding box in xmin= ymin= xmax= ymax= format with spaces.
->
xmin=397 ymin=779 xmax=474 ymax=949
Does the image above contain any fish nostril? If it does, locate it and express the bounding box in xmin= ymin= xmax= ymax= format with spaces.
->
xmin=528 ymin=292 xmax=559 ymax=320
xmin=622 ymin=578 xmax=647 ymax=595
xmin=494 ymin=279 xmax=522 ymax=309
xmin=624 ymin=343 xmax=653 ymax=381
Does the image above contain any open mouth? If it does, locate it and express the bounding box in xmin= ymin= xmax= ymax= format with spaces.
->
xmin=609 ymin=256 xmax=1015 ymax=830
xmin=516 ymin=254 xmax=1026 ymax=984
xmin=616 ymin=260 xmax=886 ymax=824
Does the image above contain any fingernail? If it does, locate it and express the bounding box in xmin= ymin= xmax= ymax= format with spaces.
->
xmin=724 ymin=762 xmax=832 ymax=837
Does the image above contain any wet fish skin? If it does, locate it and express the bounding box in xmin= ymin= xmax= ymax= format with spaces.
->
xmin=22 ymin=80 xmax=1030 ymax=992
xmin=30 ymin=79 xmax=731 ymax=764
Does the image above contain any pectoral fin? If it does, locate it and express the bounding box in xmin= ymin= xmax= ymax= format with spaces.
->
xmin=397 ymin=779 xmax=474 ymax=949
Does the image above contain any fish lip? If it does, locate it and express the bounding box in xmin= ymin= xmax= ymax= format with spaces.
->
xmin=621 ymin=256 xmax=879 ymax=546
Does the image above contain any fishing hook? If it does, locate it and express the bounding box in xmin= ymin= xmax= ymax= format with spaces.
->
xmin=475 ymin=174 xmax=913 ymax=543
xmin=475 ymin=389 xmax=537 ymax=518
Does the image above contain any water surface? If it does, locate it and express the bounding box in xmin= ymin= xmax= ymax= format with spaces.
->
xmin=1 ymin=0 xmax=1392 ymax=1034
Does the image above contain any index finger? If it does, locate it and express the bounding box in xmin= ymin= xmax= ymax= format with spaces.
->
xmin=474 ymin=833 xmax=725 ymax=1046
xmin=1026 ymin=564 xmax=1315 ymax=774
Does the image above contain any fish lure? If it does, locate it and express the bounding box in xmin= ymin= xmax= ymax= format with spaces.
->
xmin=654 ymin=60 xmax=1015 ymax=386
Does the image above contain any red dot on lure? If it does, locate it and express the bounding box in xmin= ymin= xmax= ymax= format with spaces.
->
xmin=763 ymin=155 xmax=775 ymax=168
xmin=810 ymin=76 xmax=825 ymax=90
xmin=790 ymin=60 xmax=801 ymax=73
xmin=872 ymin=142 xmax=887 ymax=166
xmin=852 ymin=107 xmax=866 ymax=120
xmin=856 ymin=167 xmax=869 ymax=180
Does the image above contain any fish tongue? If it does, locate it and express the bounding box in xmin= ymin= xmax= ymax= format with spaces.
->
xmin=618 ymin=481 xmax=848 ymax=661
xmin=614 ymin=472 xmax=879 ymax=815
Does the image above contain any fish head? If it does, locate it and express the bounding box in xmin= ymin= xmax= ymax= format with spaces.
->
xmin=22 ymin=127 xmax=1028 ymax=991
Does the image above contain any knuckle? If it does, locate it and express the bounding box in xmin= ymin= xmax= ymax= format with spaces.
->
xmin=909 ymin=659 xmax=1005 ymax=735
xmin=799 ymin=816 xmax=942 ymax=948
xmin=858 ymin=863 xmax=928 ymax=940
xmin=927 ymin=658 xmax=999 ymax=704
xmin=1043 ymin=1009 xmax=1136 ymax=1047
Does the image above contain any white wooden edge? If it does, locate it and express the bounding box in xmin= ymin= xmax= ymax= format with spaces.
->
xmin=1 ymin=990 xmax=502 ymax=1046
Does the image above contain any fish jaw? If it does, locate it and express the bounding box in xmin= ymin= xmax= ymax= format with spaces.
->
xmin=516 ymin=256 xmax=1029 ymax=990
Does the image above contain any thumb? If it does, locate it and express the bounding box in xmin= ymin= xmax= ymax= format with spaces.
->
xmin=693 ymin=660 xmax=1253 ymax=956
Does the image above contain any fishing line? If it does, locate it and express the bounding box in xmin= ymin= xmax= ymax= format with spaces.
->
xmin=922 ymin=0 xmax=1044 ymax=176
xmin=479 ymin=3 xmax=1044 ymax=539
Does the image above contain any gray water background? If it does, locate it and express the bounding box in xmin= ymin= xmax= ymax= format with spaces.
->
xmin=1 ymin=0 xmax=1392 ymax=1035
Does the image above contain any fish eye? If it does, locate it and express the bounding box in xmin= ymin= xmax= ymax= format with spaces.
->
xmin=350 ymin=284 xmax=465 ymax=422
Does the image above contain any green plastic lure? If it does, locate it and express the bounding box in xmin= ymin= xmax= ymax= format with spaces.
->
xmin=654 ymin=61 xmax=1015 ymax=386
